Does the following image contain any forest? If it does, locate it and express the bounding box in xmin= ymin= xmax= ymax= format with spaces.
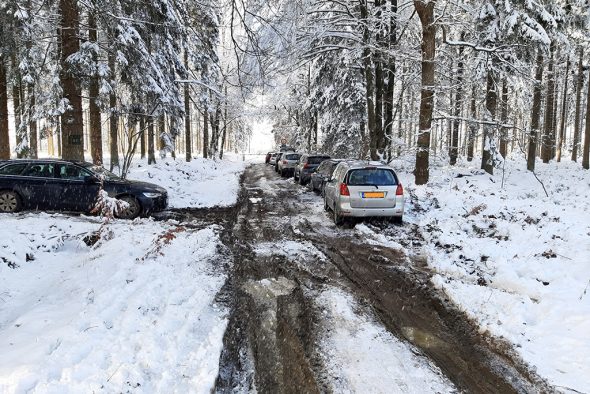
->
xmin=0 ymin=0 xmax=589 ymax=183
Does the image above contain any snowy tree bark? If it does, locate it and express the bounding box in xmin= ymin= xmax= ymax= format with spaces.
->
xmin=481 ymin=72 xmax=496 ymax=175
xmin=203 ymin=108 xmax=209 ymax=159
xmin=557 ymin=58 xmax=570 ymax=162
xmin=28 ymin=85 xmax=37 ymax=159
xmin=88 ymin=13 xmax=102 ymax=165
xmin=360 ymin=0 xmax=376 ymax=160
xmin=0 ymin=58 xmax=9 ymax=159
xmin=467 ymin=85 xmax=476 ymax=162
xmin=59 ymin=0 xmax=84 ymax=161
xmin=413 ymin=0 xmax=435 ymax=185
xmin=572 ymin=48 xmax=584 ymax=162
xmin=450 ymin=45 xmax=463 ymax=165
xmin=541 ymin=45 xmax=555 ymax=164
xmin=499 ymin=79 xmax=508 ymax=159
xmin=527 ymin=52 xmax=544 ymax=172
xmin=583 ymin=66 xmax=590 ymax=170
xmin=109 ymin=52 xmax=119 ymax=171
xmin=148 ymin=116 xmax=156 ymax=164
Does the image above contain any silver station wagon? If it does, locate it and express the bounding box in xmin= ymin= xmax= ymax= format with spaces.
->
xmin=323 ymin=161 xmax=404 ymax=225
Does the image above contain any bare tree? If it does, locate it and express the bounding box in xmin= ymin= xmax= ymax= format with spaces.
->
xmin=572 ymin=48 xmax=584 ymax=162
xmin=527 ymin=52 xmax=544 ymax=172
xmin=0 ymin=58 xmax=9 ymax=159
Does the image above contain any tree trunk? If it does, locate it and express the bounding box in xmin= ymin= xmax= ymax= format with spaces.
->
xmin=13 ymin=55 xmax=23 ymax=158
xmin=88 ymin=13 xmax=102 ymax=165
xmin=450 ymin=45 xmax=463 ymax=165
xmin=541 ymin=45 xmax=555 ymax=163
xmin=139 ymin=116 xmax=146 ymax=159
xmin=467 ymin=85 xmax=476 ymax=161
xmin=109 ymin=53 xmax=119 ymax=171
xmin=413 ymin=0 xmax=436 ymax=185
xmin=184 ymin=54 xmax=192 ymax=162
xmin=371 ymin=0 xmax=385 ymax=160
xmin=360 ymin=0 xmax=376 ymax=160
xmin=0 ymin=59 xmax=9 ymax=159
xmin=583 ymin=66 xmax=590 ymax=169
xmin=59 ymin=0 xmax=84 ymax=160
xmin=557 ymin=58 xmax=570 ymax=162
xmin=481 ymin=72 xmax=497 ymax=175
xmin=148 ymin=116 xmax=156 ymax=164
xmin=28 ymin=85 xmax=38 ymax=158
xmin=384 ymin=0 xmax=397 ymax=160
xmin=158 ymin=114 xmax=166 ymax=156
xmin=572 ymin=48 xmax=584 ymax=162
xmin=527 ymin=52 xmax=544 ymax=172
xmin=499 ymin=79 xmax=508 ymax=159
xmin=203 ymin=109 xmax=209 ymax=159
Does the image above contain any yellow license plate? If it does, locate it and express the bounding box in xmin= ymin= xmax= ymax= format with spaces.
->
xmin=362 ymin=192 xmax=385 ymax=198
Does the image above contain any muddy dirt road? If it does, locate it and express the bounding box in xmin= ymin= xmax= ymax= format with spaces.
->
xmin=208 ymin=164 xmax=551 ymax=393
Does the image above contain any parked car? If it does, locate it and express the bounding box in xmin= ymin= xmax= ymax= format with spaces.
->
xmin=274 ymin=152 xmax=285 ymax=172
xmin=0 ymin=159 xmax=168 ymax=219
xmin=309 ymin=159 xmax=343 ymax=194
xmin=323 ymin=161 xmax=404 ymax=225
xmin=265 ymin=152 xmax=274 ymax=164
xmin=277 ymin=153 xmax=301 ymax=177
xmin=294 ymin=154 xmax=331 ymax=185
xmin=269 ymin=153 xmax=279 ymax=166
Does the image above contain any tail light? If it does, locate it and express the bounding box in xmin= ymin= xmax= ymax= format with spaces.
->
xmin=340 ymin=183 xmax=350 ymax=196
xmin=303 ymin=163 xmax=310 ymax=169
xmin=396 ymin=184 xmax=404 ymax=196
xmin=282 ymin=160 xmax=287 ymax=164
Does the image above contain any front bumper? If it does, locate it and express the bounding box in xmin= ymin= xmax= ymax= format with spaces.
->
xmin=139 ymin=193 xmax=168 ymax=213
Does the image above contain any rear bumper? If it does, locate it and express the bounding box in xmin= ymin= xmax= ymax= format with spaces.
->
xmin=337 ymin=201 xmax=404 ymax=218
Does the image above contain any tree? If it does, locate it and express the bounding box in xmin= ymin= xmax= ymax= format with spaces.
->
xmin=59 ymin=0 xmax=84 ymax=161
xmin=583 ymin=66 xmax=590 ymax=170
xmin=527 ymin=52 xmax=544 ymax=172
xmin=414 ymin=0 xmax=436 ymax=185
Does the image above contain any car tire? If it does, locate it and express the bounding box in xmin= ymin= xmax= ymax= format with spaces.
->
xmin=116 ymin=196 xmax=142 ymax=219
xmin=0 ymin=190 xmax=22 ymax=213
xmin=391 ymin=216 xmax=403 ymax=225
xmin=333 ymin=206 xmax=344 ymax=226
xmin=299 ymin=175 xmax=305 ymax=186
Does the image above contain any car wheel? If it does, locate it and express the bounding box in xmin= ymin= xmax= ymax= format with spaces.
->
xmin=0 ymin=190 xmax=22 ymax=213
xmin=116 ymin=196 xmax=142 ymax=219
xmin=333 ymin=206 xmax=344 ymax=226
xmin=391 ymin=216 xmax=403 ymax=225
xmin=299 ymin=175 xmax=305 ymax=185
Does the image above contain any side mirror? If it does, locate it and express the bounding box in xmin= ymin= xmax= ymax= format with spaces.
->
xmin=84 ymin=175 xmax=100 ymax=184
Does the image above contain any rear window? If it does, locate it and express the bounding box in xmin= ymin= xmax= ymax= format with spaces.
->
xmin=347 ymin=168 xmax=396 ymax=186
xmin=285 ymin=154 xmax=300 ymax=160
xmin=0 ymin=163 xmax=28 ymax=175
xmin=308 ymin=156 xmax=330 ymax=165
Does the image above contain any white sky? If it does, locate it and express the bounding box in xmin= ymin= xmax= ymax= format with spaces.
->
xmin=248 ymin=118 xmax=275 ymax=154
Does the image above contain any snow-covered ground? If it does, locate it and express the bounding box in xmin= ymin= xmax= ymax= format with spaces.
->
xmin=315 ymin=286 xmax=455 ymax=393
xmin=0 ymin=157 xmax=247 ymax=393
xmin=127 ymin=157 xmax=246 ymax=208
xmin=380 ymin=155 xmax=590 ymax=393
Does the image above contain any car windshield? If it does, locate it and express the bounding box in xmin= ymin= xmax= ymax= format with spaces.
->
xmin=347 ymin=168 xmax=396 ymax=186
xmin=285 ymin=154 xmax=300 ymax=160
xmin=84 ymin=165 xmax=121 ymax=180
xmin=308 ymin=156 xmax=330 ymax=165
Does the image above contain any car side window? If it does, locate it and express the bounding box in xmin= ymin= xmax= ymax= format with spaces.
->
xmin=21 ymin=163 xmax=56 ymax=178
xmin=59 ymin=164 xmax=92 ymax=181
xmin=0 ymin=163 xmax=28 ymax=175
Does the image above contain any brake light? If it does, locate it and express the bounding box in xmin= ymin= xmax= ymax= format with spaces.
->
xmin=340 ymin=183 xmax=350 ymax=196
xmin=396 ymin=184 xmax=404 ymax=196
xmin=282 ymin=160 xmax=287 ymax=164
xmin=303 ymin=163 xmax=310 ymax=169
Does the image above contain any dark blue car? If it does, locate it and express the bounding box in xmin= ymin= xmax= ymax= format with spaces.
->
xmin=0 ymin=159 xmax=168 ymax=219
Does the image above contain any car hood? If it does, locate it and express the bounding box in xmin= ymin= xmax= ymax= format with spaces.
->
xmin=109 ymin=179 xmax=167 ymax=193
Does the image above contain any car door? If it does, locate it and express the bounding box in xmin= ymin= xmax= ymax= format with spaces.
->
xmin=324 ymin=164 xmax=343 ymax=208
xmin=55 ymin=163 xmax=100 ymax=212
xmin=18 ymin=162 xmax=60 ymax=210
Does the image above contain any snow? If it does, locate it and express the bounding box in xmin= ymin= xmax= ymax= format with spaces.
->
xmin=0 ymin=215 xmax=229 ymax=393
xmin=315 ymin=286 xmax=455 ymax=393
xmin=126 ymin=157 xmax=246 ymax=208
xmin=378 ymin=155 xmax=590 ymax=393
xmin=0 ymin=157 xmax=248 ymax=393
